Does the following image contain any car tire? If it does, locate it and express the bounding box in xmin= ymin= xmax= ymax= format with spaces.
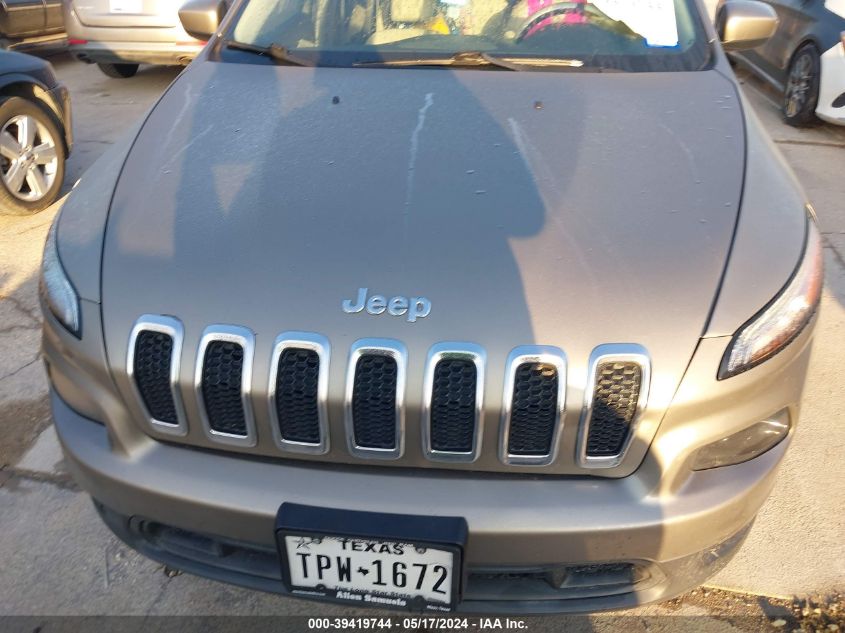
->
xmin=0 ymin=96 xmax=65 ymax=216
xmin=783 ymin=44 xmax=821 ymax=126
xmin=97 ymin=62 xmax=140 ymax=78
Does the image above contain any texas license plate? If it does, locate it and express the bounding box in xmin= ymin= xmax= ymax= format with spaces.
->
xmin=276 ymin=504 xmax=467 ymax=612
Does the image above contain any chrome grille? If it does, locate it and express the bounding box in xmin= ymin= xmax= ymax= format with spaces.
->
xmin=422 ymin=343 xmax=485 ymax=462
xmin=578 ymin=345 xmax=650 ymax=469
xmin=127 ymin=317 xmax=652 ymax=471
xmin=126 ymin=315 xmax=186 ymax=436
xmin=195 ymin=325 xmax=256 ymax=447
xmin=268 ymin=333 xmax=330 ymax=454
xmin=344 ymin=340 xmax=406 ymax=460
xmin=500 ymin=347 xmax=567 ymax=466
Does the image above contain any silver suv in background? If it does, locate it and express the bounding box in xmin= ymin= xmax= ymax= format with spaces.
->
xmin=63 ymin=0 xmax=212 ymax=77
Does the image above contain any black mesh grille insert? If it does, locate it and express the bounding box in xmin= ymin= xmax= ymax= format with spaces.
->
xmin=133 ymin=330 xmax=178 ymax=425
xmin=201 ymin=340 xmax=247 ymax=436
xmin=585 ymin=362 xmax=642 ymax=457
xmin=274 ymin=348 xmax=321 ymax=444
xmin=507 ymin=362 xmax=559 ymax=456
xmin=430 ymin=358 xmax=477 ymax=453
xmin=352 ymin=354 xmax=398 ymax=450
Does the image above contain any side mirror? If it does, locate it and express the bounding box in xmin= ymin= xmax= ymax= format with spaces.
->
xmin=179 ymin=0 xmax=227 ymax=41
xmin=716 ymin=0 xmax=779 ymax=51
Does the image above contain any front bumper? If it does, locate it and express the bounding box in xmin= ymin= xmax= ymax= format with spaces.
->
xmin=53 ymin=389 xmax=786 ymax=613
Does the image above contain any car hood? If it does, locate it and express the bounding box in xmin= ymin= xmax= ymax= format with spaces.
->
xmin=101 ymin=60 xmax=744 ymax=468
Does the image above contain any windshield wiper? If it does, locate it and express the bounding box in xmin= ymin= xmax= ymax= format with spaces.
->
xmin=224 ymin=40 xmax=313 ymax=66
xmin=354 ymin=51 xmax=524 ymax=71
xmin=354 ymin=51 xmax=626 ymax=72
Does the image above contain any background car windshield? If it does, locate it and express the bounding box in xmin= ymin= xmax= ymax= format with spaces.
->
xmin=228 ymin=0 xmax=710 ymax=71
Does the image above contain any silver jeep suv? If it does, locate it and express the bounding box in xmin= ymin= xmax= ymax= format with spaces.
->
xmin=41 ymin=0 xmax=822 ymax=614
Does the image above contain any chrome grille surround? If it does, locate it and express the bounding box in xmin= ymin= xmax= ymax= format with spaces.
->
xmin=126 ymin=314 xmax=188 ymax=436
xmin=421 ymin=342 xmax=486 ymax=463
xmin=498 ymin=346 xmax=567 ymax=466
xmin=194 ymin=325 xmax=257 ymax=448
xmin=125 ymin=315 xmax=658 ymax=471
xmin=576 ymin=344 xmax=651 ymax=469
xmin=267 ymin=332 xmax=331 ymax=455
xmin=344 ymin=338 xmax=407 ymax=460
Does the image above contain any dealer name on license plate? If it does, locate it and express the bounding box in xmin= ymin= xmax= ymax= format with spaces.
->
xmin=284 ymin=535 xmax=455 ymax=610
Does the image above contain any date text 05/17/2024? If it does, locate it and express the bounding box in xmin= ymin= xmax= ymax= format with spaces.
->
xmin=306 ymin=618 xmax=529 ymax=630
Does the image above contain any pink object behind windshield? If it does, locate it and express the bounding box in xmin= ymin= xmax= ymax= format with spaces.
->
xmin=525 ymin=0 xmax=588 ymax=37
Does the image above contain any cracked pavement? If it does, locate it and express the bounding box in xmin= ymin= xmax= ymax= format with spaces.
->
xmin=0 ymin=57 xmax=842 ymax=629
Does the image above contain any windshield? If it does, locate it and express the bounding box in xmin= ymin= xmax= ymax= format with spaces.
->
xmin=223 ymin=0 xmax=710 ymax=72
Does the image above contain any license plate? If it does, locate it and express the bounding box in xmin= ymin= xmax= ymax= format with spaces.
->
xmin=109 ymin=0 xmax=142 ymax=13
xmin=276 ymin=504 xmax=467 ymax=612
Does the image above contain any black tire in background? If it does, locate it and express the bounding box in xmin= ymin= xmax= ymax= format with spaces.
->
xmin=97 ymin=62 xmax=140 ymax=78
xmin=0 ymin=96 xmax=65 ymax=216
xmin=783 ymin=44 xmax=821 ymax=127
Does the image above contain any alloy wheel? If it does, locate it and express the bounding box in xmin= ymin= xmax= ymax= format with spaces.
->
xmin=784 ymin=52 xmax=814 ymax=119
xmin=0 ymin=114 xmax=59 ymax=202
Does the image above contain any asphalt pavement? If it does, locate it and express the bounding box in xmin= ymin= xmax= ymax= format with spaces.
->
xmin=0 ymin=55 xmax=843 ymax=630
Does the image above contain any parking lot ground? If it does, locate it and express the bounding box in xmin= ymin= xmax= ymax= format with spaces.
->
xmin=0 ymin=56 xmax=843 ymax=630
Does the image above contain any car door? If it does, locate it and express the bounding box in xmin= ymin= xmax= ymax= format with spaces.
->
xmin=742 ymin=0 xmax=818 ymax=84
xmin=43 ymin=0 xmax=64 ymax=33
xmin=0 ymin=0 xmax=46 ymax=38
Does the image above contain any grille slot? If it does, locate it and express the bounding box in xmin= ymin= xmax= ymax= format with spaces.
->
xmin=352 ymin=355 xmax=398 ymax=449
xmin=196 ymin=326 xmax=256 ymax=446
xmin=133 ymin=331 xmax=178 ymax=424
xmin=422 ymin=344 xmax=485 ymax=462
xmin=579 ymin=345 xmax=650 ymax=468
xmin=269 ymin=333 xmax=330 ymax=454
xmin=507 ymin=363 xmax=559 ymax=456
xmin=346 ymin=340 xmax=406 ymax=459
xmin=585 ymin=362 xmax=642 ymax=457
xmin=202 ymin=341 xmax=247 ymax=435
xmin=431 ymin=359 xmax=477 ymax=452
xmin=500 ymin=347 xmax=566 ymax=466
xmin=127 ymin=315 xmax=186 ymax=436
xmin=275 ymin=348 xmax=320 ymax=443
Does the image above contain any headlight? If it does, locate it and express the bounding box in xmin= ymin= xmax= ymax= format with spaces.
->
xmin=40 ymin=219 xmax=81 ymax=338
xmin=719 ymin=213 xmax=823 ymax=379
